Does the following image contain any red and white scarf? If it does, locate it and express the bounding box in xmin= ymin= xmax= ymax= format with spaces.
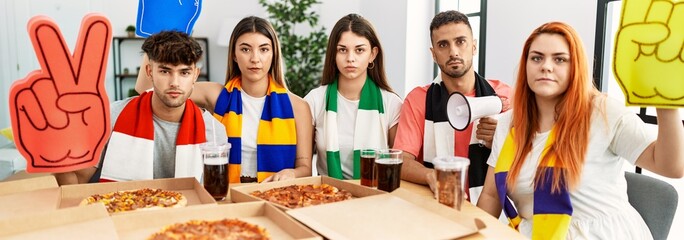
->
xmin=101 ymin=91 xmax=206 ymax=182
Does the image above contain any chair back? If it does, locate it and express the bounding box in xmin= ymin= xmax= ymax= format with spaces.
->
xmin=625 ymin=172 xmax=678 ymax=240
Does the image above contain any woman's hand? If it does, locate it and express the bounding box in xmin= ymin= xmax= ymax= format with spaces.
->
xmin=262 ymin=169 xmax=296 ymax=182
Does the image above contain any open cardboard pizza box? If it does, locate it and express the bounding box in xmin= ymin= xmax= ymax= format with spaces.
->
xmin=0 ymin=203 xmax=118 ymax=240
xmin=286 ymin=188 xmax=486 ymax=240
xmin=0 ymin=175 xmax=61 ymax=220
xmin=230 ymin=176 xmax=385 ymax=209
xmin=111 ymin=201 xmax=322 ymax=239
xmin=59 ymin=177 xmax=216 ymax=214
xmin=0 ymin=174 xmax=57 ymax=194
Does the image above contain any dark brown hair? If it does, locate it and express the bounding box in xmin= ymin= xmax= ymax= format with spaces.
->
xmin=142 ymin=31 xmax=202 ymax=65
xmin=225 ymin=16 xmax=286 ymax=87
xmin=320 ymin=14 xmax=392 ymax=92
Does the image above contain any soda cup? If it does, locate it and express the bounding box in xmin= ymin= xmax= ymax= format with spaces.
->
xmin=201 ymin=142 xmax=230 ymax=201
xmin=433 ymin=156 xmax=469 ymax=210
xmin=376 ymin=149 xmax=403 ymax=192
xmin=360 ymin=149 xmax=377 ymax=188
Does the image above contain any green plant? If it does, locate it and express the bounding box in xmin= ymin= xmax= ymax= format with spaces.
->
xmin=259 ymin=0 xmax=328 ymax=97
xmin=126 ymin=25 xmax=136 ymax=32
xmin=127 ymin=88 xmax=139 ymax=98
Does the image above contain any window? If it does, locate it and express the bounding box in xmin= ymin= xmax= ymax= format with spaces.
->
xmin=436 ymin=0 xmax=487 ymax=76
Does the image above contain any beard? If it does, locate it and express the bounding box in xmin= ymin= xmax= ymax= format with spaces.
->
xmin=160 ymin=94 xmax=186 ymax=108
xmin=439 ymin=57 xmax=472 ymax=79
xmin=154 ymin=87 xmax=190 ymax=109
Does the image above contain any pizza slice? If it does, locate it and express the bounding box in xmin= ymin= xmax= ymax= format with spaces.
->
xmin=148 ymin=218 xmax=270 ymax=240
xmin=80 ymin=188 xmax=187 ymax=213
xmin=250 ymin=184 xmax=352 ymax=208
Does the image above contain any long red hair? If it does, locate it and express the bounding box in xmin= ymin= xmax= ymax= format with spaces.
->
xmin=507 ymin=22 xmax=600 ymax=192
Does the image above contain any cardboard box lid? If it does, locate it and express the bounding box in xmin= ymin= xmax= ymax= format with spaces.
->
xmin=111 ymin=201 xmax=321 ymax=240
xmin=59 ymin=177 xmax=216 ymax=212
xmin=0 ymin=174 xmax=60 ymax=220
xmin=287 ymin=193 xmax=478 ymax=240
xmin=0 ymin=174 xmax=58 ymax=195
xmin=390 ymin=188 xmax=487 ymax=231
xmin=230 ymin=176 xmax=385 ymax=209
xmin=0 ymin=203 xmax=118 ymax=240
xmin=0 ymin=187 xmax=61 ymax=220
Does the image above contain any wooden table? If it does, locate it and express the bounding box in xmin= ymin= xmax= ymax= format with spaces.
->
xmin=219 ymin=180 xmax=526 ymax=239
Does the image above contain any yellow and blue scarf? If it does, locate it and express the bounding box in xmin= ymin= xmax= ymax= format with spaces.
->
xmin=494 ymin=128 xmax=572 ymax=240
xmin=324 ymin=77 xmax=387 ymax=179
xmin=213 ymin=77 xmax=297 ymax=183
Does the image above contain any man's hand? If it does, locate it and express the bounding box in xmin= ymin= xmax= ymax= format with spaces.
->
xmin=9 ymin=14 xmax=112 ymax=173
xmin=476 ymin=117 xmax=498 ymax=148
xmin=426 ymin=171 xmax=437 ymax=198
xmin=262 ymin=169 xmax=296 ymax=182
xmin=614 ymin=0 xmax=684 ymax=107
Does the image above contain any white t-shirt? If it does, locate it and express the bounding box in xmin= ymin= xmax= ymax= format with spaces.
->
xmin=305 ymin=85 xmax=403 ymax=179
xmin=239 ymin=91 xmax=266 ymax=178
xmin=487 ymin=96 xmax=655 ymax=239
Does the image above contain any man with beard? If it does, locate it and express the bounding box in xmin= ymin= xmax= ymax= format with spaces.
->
xmin=56 ymin=31 xmax=226 ymax=185
xmin=393 ymin=10 xmax=511 ymax=203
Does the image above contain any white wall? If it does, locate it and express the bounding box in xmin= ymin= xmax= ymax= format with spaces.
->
xmin=0 ymin=0 xmax=12 ymax=145
xmin=403 ymin=0 xmax=435 ymax=96
xmin=485 ymin=0 xmax=597 ymax=85
xmin=0 ymin=0 xmax=432 ymax=147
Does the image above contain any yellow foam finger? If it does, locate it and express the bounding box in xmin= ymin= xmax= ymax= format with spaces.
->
xmin=622 ymin=0 xmax=653 ymax=26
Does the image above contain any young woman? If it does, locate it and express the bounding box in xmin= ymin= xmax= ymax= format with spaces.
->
xmin=136 ymin=16 xmax=313 ymax=183
xmin=477 ymin=22 xmax=684 ymax=239
xmin=304 ymin=14 xmax=402 ymax=179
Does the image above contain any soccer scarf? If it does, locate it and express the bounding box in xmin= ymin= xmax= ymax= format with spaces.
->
xmin=213 ymin=76 xmax=297 ymax=183
xmin=423 ymin=72 xmax=496 ymax=191
xmin=494 ymin=128 xmax=572 ymax=240
xmin=101 ymin=91 xmax=206 ymax=182
xmin=324 ymin=76 xmax=387 ymax=179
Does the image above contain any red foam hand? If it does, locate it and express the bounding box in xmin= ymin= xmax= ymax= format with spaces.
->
xmin=9 ymin=14 xmax=112 ymax=173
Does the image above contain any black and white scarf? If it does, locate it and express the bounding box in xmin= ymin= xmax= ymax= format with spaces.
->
xmin=423 ymin=72 xmax=497 ymax=199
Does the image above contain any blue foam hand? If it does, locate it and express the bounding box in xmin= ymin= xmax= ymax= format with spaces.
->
xmin=136 ymin=0 xmax=202 ymax=37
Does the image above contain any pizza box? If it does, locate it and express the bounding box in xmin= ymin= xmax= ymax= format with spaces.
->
xmin=111 ymin=201 xmax=322 ymax=240
xmin=286 ymin=189 xmax=485 ymax=240
xmin=0 ymin=203 xmax=118 ymax=240
xmin=230 ymin=176 xmax=386 ymax=209
xmin=0 ymin=174 xmax=58 ymax=195
xmin=389 ymin=188 xmax=487 ymax=233
xmin=0 ymin=175 xmax=61 ymax=220
xmin=59 ymin=177 xmax=216 ymax=213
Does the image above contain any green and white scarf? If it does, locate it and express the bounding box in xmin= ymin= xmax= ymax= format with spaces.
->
xmin=324 ymin=76 xmax=387 ymax=179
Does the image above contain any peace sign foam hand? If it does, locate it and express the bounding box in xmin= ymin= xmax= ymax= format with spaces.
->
xmin=9 ymin=14 xmax=112 ymax=173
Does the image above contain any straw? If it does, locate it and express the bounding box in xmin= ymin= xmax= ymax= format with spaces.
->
xmin=211 ymin=117 xmax=217 ymax=144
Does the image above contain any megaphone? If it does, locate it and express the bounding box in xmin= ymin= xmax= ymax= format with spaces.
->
xmin=446 ymin=92 xmax=503 ymax=131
